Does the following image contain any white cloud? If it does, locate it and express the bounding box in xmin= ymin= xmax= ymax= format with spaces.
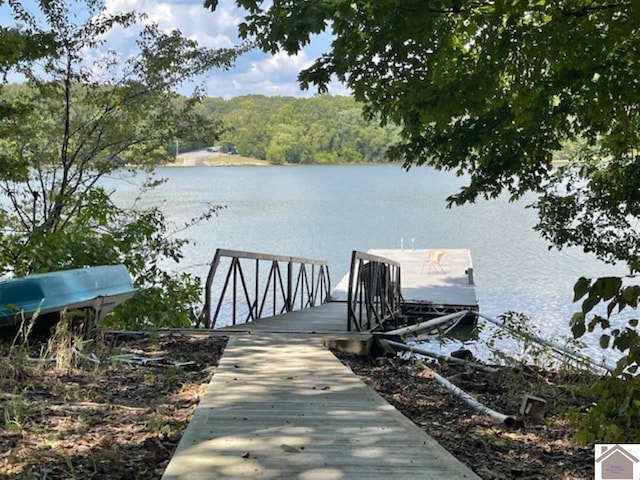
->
xmin=262 ymin=50 xmax=311 ymax=75
xmin=2 ymin=0 xmax=349 ymax=98
xmin=104 ymin=0 xmax=240 ymax=47
xmin=101 ymin=0 xmax=351 ymax=97
xmin=204 ymin=48 xmax=349 ymax=98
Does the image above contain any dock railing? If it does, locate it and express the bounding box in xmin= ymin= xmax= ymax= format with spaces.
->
xmin=197 ymin=249 xmax=331 ymax=329
xmin=347 ymin=251 xmax=402 ymax=332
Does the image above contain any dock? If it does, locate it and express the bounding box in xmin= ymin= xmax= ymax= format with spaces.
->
xmin=332 ymin=248 xmax=477 ymax=319
xmin=161 ymin=248 xmax=481 ymax=479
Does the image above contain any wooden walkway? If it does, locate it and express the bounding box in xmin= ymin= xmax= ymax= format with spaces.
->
xmin=214 ymin=302 xmax=349 ymax=334
xmin=162 ymin=333 xmax=480 ymax=479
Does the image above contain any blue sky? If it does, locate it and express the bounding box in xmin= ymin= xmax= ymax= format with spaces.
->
xmin=1 ymin=0 xmax=348 ymax=98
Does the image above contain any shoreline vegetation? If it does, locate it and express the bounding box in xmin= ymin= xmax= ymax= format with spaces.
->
xmin=170 ymin=150 xmax=572 ymax=168
xmin=170 ymin=150 xmax=403 ymax=167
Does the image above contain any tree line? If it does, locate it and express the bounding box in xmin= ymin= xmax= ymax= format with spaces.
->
xmin=182 ymin=94 xmax=399 ymax=164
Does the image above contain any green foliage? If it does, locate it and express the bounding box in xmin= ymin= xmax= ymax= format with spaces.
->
xmin=211 ymin=1 xmax=640 ymax=199
xmin=104 ymin=195 xmax=222 ymax=329
xmin=573 ymin=375 xmax=640 ymax=444
xmin=481 ymin=311 xmax=590 ymax=372
xmin=571 ymin=277 xmax=640 ymax=374
xmin=0 ymin=26 xmax=56 ymax=76
xmin=2 ymin=392 xmax=27 ymax=431
xmin=549 ymin=228 xmax=640 ymax=444
xmin=202 ymin=95 xmax=398 ymax=163
xmin=0 ymin=0 xmax=240 ymax=329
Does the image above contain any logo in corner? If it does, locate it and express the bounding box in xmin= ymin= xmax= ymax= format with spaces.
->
xmin=595 ymin=444 xmax=640 ymax=480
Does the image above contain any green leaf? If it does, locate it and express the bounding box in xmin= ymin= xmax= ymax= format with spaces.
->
xmin=582 ymin=294 xmax=600 ymax=315
xmin=594 ymin=277 xmax=622 ymax=301
xmin=570 ymin=312 xmax=586 ymax=338
xmin=574 ymin=430 xmax=590 ymax=444
xmin=573 ymin=277 xmax=591 ymax=302
xmin=614 ymin=334 xmax=632 ymax=352
xmin=622 ymin=286 xmax=640 ymax=309
xmin=599 ymin=335 xmax=610 ymax=349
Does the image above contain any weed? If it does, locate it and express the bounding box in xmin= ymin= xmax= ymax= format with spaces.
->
xmin=47 ymin=311 xmax=78 ymax=369
xmin=482 ymin=311 xmax=596 ymax=374
xmin=2 ymin=392 xmax=27 ymax=431
xmin=63 ymin=453 xmax=77 ymax=480
xmin=147 ymin=327 xmax=159 ymax=347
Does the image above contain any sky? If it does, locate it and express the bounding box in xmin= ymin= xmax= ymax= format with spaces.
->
xmin=1 ymin=0 xmax=348 ymax=99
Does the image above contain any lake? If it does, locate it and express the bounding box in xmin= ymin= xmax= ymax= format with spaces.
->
xmin=105 ymin=164 xmax=628 ymax=361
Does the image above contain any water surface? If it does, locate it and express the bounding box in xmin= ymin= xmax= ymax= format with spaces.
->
xmin=105 ymin=164 xmax=628 ymax=360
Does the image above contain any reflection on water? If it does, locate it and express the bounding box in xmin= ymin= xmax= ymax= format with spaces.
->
xmin=103 ymin=164 xmax=631 ymax=358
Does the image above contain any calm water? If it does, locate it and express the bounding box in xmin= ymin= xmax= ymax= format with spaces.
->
xmin=104 ymin=164 xmax=628 ymax=359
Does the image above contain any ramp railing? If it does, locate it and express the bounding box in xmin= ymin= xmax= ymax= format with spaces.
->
xmin=198 ymin=249 xmax=331 ymax=329
xmin=347 ymin=251 xmax=402 ymax=332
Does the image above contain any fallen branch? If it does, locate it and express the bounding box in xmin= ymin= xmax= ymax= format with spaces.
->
xmin=417 ymin=362 xmax=517 ymax=428
xmin=382 ymin=311 xmax=469 ymax=337
xmin=386 ymin=339 xmax=500 ymax=374
xmin=474 ymin=312 xmax=615 ymax=373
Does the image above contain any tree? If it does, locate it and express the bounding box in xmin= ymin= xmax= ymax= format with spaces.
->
xmin=211 ymin=94 xmax=397 ymax=163
xmin=207 ymin=0 xmax=640 ymax=440
xmin=0 ymin=0 xmax=241 ymax=328
xmin=0 ymin=21 xmax=57 ymax=146
xmin=0 ymin=24 xmax=56 ymax=80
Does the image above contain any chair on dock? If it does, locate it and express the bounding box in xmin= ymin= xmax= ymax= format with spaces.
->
xmin=422 ymin=249 xmax=445 ymax=273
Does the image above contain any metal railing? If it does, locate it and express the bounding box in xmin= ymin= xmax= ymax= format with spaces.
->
xmin=197 ymin=249 xmax=331 ymax=329
xmin=347 ymin=251 xmax=402 ymax=332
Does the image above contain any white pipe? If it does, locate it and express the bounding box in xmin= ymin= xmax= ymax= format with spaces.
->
xmin=475 ymin=312 xmax=615 ymax=373
xmin=421 ymin=364 xmax=517 ymax=428
xmin=386 ymin=339 xmax=500 ymax=374
xmin=384 ymin=311 xmax=469 ymax=337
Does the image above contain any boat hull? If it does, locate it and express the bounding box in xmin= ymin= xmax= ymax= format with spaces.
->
xmin=0 ymin=265 xmax=136 ymax=327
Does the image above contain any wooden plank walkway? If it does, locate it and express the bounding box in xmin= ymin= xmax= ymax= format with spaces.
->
xmin=162 ymin=335 xmax=480 ymax=480
xmin=214 ymin=302 xmax=349 ymax=334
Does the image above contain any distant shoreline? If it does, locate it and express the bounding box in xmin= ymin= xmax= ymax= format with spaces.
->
xmin=169 ymin=152 xmax=270 ymax=167
xmin=168 ymin=152 xmax=394 ymax=167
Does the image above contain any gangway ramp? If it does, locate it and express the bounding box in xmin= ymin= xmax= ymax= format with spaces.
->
xmin=213 ymin=302 xmax=348 ymax=334
xmin=161 ymin=335 xmax=480 ymax=479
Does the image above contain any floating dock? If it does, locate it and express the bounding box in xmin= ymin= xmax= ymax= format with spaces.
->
xmin=331 ymin=249 xmax=478 ymax=319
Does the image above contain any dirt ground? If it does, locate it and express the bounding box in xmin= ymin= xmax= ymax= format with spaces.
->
xmin=0 ymin=333 xmax=594 ymax=479
xmin=335 ymin=352 xmax=594 ymax=480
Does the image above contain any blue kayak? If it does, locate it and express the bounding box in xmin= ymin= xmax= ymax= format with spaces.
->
xmin=0 ymin=265 xmax=136 ymax=326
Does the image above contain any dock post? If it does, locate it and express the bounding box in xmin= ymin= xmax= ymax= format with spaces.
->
xmin=287 ymin=259 xmax=293 ymax=312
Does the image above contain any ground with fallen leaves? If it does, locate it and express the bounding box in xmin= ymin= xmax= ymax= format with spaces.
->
xmin=336 ymin=352 xmax=595 ymax=480
xmin=1 ymin=333 xmax=595 ymax=479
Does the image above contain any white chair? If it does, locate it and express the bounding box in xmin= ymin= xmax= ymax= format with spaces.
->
xmin=422 ymin=249 xmax=445 ymax=273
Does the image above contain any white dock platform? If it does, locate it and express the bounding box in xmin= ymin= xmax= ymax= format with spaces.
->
xmin=331 ymin=249 xmax=477 ymax=308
